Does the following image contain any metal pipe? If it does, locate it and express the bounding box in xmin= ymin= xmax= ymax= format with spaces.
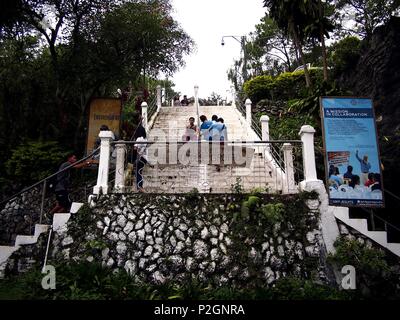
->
xmin=39 ymin=180 xmax=47 ymax=224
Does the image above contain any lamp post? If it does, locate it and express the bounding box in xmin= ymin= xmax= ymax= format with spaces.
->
xmin=221 ymin=35 xmax=248 ymax=82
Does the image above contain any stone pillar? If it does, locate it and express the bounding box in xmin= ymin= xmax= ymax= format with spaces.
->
xmin=156 ymin=85 xmax=162 ymax=111
xmin=114 ymin=142 xmax=126 ymax=193
xmin=282 ymin=143 xmax=296 ymax=193
xmin=260 ymin=115 xmax=270 ymax=141
xmin=245 ymin=98 xmax=252 ymax=127
xmin=194 ymin=85 xmax=200 ymax=126
xmin=299 ymin=125 xmax=318 ymax=183
xmin=141 ymin=101 xmax=148 ymax=131
xmin=231 ymin=86 xmax=236 ymax=108
xmin=93 ymin=131 xmax=114 ymax=195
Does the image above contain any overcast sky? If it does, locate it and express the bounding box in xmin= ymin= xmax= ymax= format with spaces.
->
xmin=169 ymin=0 xmax=266 ymax=100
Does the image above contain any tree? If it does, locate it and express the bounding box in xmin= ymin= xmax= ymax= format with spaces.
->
xmin=263 ymin=0 xmax=317 ymax=87
xmin=253 ymin=15 xmax=295 ymax=72
xmin=334 ymin=0 xmax=400 ymax=37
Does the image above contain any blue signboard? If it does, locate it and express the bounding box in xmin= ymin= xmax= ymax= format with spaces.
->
xmin=320 ymin=97 xmax=384 ymax=207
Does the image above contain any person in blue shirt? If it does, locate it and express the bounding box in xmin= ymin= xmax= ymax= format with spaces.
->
xmin=356 ymin=150 xmax=371 ymax=185
xmin=329 ymin=166 xmax=343 ymax=189
xmin=208 ymin=118 xmax=228 ymax=142
xmin=199 ymin=115 xmax=213 ymax=140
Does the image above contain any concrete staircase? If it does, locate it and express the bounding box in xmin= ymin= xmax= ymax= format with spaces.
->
xmin=134 ymin=105 xmax=286 ymax=193
xmin=0 ymin=202 xmax=83 ymax=278
xmin=334 ymin=209 xmax=400 ymax=257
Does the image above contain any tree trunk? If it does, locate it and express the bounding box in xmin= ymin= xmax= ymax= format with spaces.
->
xmin=319 ymin=0 xmax=329 ymax=81
xmin=292 ymin=28 xmax=312 ymax=88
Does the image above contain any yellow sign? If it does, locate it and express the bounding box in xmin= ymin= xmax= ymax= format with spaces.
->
xmin=86 ymin=98 xmax=122 ymax=155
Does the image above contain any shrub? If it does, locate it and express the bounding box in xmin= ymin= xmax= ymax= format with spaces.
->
xmin=5 ymin=141 xmax=69 ymax=186
xmin=328 ymin=36 xmax=362 ymax=75
xmin=244 ymin=69 xmax=323 ymax=104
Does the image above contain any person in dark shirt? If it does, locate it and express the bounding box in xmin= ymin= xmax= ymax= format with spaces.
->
xmin=50 ymin=153 xmax=93 ymax=214
xmin=181 ymin=95 xmax=189 ymax=106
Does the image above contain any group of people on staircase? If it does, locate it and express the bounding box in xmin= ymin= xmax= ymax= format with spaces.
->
xmin=182 ymin=114 xmax=228 ymax=142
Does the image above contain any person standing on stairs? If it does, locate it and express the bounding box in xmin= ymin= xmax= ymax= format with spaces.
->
xmin=50 ymin=153 xmax=93 ymax=214
xmin=133 ymin=124 xmax=154 ymax=193
xmin=183 ymin=117 xmax=199 ymax=141
xmin=181 ymin=95 xmax=189 ymax=106
xmin=199 ymin=115 xmax=213 ymax=141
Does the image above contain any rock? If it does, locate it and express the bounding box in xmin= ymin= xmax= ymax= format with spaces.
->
xmin=185 ymin=238 xmax=191 ymax=246
xmin=210 ymin=237 xmax=218 ymax=245
xmin=225 ymin=237 xmax=232 ymax=246
xmin=194 ymin=240 xmax=208 ymax=259
xmin=264 ymin=251 xmax=271 ymax=263
xmin=62 ymin=236 xmax=73 ymax=246
xmin=210 ymin=248 xmax=220 ymax=261
xmin=306 ymin=230 xmax=319 ymax=244
xmin=219 ymin=243 xmax=227 ymax=255
xmin=218 ymin=232 xmax=224 ymax=241
xmin=210 ymin=225 xmax=219 ymax=237
xmin=128 ymin=212 xmax=136 ymax=221
xmin=144 ymin=246 xmax=153 ymax=257
xmin=151 ymin=216 xmax=158 ymax=226
xmin=201 ymin=227 xmax=209 ymax=239
xmin=174 ymin=241 xmax=185 ymax=254
xmin=220 ymin=223 xmax=229 ymax=234
xmin=195 ymin=219 xmax=204 ymax=228
xmin=124 ymin=260 xmax=136 ymax=275
xmin=118 ymin=232 xmax=126 ymax=241
xmin=96 ymin=221 xmax=104 ymax=229
xmin=116 ymin=242 xmax=127 ymax=255
xmin=264 ymin=267 xmax=275 ymax=284
xmin=270 ymin=255 xmax=282 ymax=268
xmin=305 ymin=245 xmax=318 ymax=257
xmin=179 ymin=223 xmax=188 ymax=232
xmin=101 ymin=248 xmax=109 ymax=259
xmin=199 ymin=261 xmax=209 ymax=270
xmin=153 ymin=271 xmax=166 ymax=284
xmin=124 ymin=221 xmax=134 ymax=234
xmin=62 ymin=248 xmax=70 ymax=259
xmin=277 ymin=245 xmax=285 ymax=257
xmin=146 ymin=264 xmax=157 ymax=273
xmin=285 ymin=240 xmax=295 ymax=251
xmin=104 ymin=217 xmax=111 ymax=226
xmin=135 ymin=220 xmax=144 ymax=230
xmin=106 ymin=257 xmax=115 ymax=267
xmin=139 ymin=258 xmax=146 ymax=269
xmin=117 ymin=215 xmax=127 ymax=228
xmin=207 ymin=262 xmax=216 ymax=273
xmin=144 ymin=223 xmax=152 ymax=234
xmin=155 ymin=237 xmax=163 ymax=245
xmin=86 ymin=256 xmax=94 ymax=262
xmin=186 ymin=257 xmax=196 ymax=271
xmin=102 ymin=226 xmax=109 ymax=235
xmin=146 ymin=235 xmax=154 ymax=245
xmin=175 ymin=229 xmax=186 ymax=241
xmin=128 ymin=231 xmax=137 ymax=243
xmin=170 ymin=255 xmax=183 ymax=266
xmin=262 ymin=242 xmax=269 ymax=252
xmin=137 ymin=229 xmax=145 ymax=241
xmin=170 ymin=235 xmax=177 ymax=247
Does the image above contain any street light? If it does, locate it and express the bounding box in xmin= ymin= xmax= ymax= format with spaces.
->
xmin=221 ymin=35 xmax=248 ymax=82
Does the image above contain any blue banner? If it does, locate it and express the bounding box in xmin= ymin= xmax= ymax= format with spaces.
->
xmin=320 ymin=97 xmax=384 ymax=207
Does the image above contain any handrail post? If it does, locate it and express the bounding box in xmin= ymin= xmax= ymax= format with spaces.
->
xmin=299 ymin=125 xmax=318 ymax=183
xmin=282 ymin=143 xmax=296 ymax=193
xmin=93 ymin=131 xmax=114 ymax=195
xmin=245 ymin=98 xmax=252 ymax=126
xmin=194 ymin=85 xmax=200 ymax=127
xmin=141 ymin=101 xmax=148 ymax=131
xmin=231 ymin=86 xmax=236 ymax=108
xmin=156 ymin=85 xmax=162 ymax=111
xmin=39 ymin=180 xmax=47 ymax=224
xmin=260 ymin=115 xmax=270 ymax=141
xmin=114 ymin=141 xmax=126 ymax=193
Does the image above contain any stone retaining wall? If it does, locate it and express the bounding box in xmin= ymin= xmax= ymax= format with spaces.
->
xmin=46 ymin=193 xmax=330 ymax=286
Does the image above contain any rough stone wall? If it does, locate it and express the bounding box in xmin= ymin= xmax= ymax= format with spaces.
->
xmin=46 ymin=193 xmax=330 ymax=287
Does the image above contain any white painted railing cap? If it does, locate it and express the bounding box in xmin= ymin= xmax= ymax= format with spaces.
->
xmin=99 ymin=131 xmax=114 ymax=139
xmin=260 ymin=115 xmax=270 ymax=122
xmin=245 ymin=98 xmax=252 ymax=105
xmin=299 ymin=125 xmax=316 ymax=134
xmin=141 ymin=101 xmax=148 ymax=107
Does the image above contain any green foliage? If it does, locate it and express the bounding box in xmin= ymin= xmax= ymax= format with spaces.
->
xmin=244 ymin=69 xmax=323 ymax=104
xmin=5 ymin=141 xmax=68 ymax=185
xmin=329 ymin=237 xmax=400 ymax=299
xmin=230 ymin=177 xmax=244 ymax=194
xmin=0 ymin=262 xmax=347 ymax=300
xmin=328 ymin=36 xmax=362 ymax=75
xmin=261 ymin=203 xmax=285 ymax=226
